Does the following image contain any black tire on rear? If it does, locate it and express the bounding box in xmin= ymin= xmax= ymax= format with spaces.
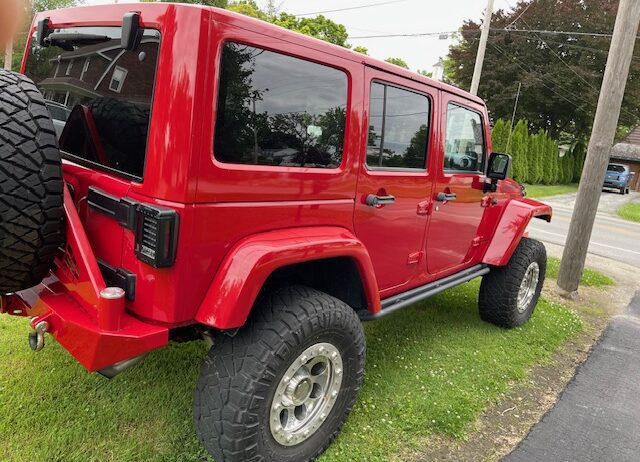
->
xmin=0 ymin=69 xmax=64 ymax=294
xmin=86 ymin=97 xmax=150 ymax=177
xmin=193 ymin=285 xmax=366 ymax=462
xmin=478 ymin=237 xmax=546 ymax=328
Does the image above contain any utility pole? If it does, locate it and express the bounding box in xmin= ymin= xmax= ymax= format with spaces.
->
xmin=3 ymin=40 xmax=11 ymax=71
xmin=557 ymin=0 xmax=640 ymax=294
xmin=470 ymin=0 xmax=494 ymax=96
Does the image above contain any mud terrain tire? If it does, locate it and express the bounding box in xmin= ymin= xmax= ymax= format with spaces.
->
xmin=478 ymin=237 xmax=547 ymax=328
xmin=0 ymin=69 xmax=64 ymax=294
xmin=194 ymin=285 xmax=366 ymax=462
xmin=87 ymin=97 xmax=150 ymax=177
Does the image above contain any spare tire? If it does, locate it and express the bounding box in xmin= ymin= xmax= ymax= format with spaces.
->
xmin=0 ymin=69 xmax=64 ymax=294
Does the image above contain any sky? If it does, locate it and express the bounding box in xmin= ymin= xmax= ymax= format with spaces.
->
xmin=82 ymin=0 xmax=515 ymax=73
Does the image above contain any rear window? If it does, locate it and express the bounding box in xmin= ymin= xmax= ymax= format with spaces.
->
xmin=24 ymin=27 xmax=160 ymax=180
xmin=608 ymin=164 xmax=626 ymax=173
xmin=214 ymin=42 xmax=348 ymax=169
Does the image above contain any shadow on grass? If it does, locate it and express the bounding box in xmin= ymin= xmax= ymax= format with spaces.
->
xmin=0 ymin=280 xmax=580 ymax=462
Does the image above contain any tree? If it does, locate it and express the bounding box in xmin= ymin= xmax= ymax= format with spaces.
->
xmin=10 ymin=0 xmax=83 ymax=70
xmin=510 ymin=119 xmax=529 ymax=182
xmin=353 ymin=46 xmax=369 ymax=55
xmin=447 ymin=0 xmax=640 ymax=140
xmin=384 ymin=57 xmax=409 ymax=69
xmin=141 ymin=0 xmax=227 ymax=6
xmin=491 ymin=118 xmax=510 ymax=153
xmin=417 ymin=69 xmax=432 ymax=78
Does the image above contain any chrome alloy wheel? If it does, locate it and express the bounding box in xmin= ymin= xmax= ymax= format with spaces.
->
xmin=269 ymin=342 xmax=344 ymax=446
xmin=517 ymin=261 xmax=540 ymax=313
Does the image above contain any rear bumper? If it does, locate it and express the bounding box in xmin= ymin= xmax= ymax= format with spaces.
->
xmin=1 ymin=278 xmax=168 ymax=372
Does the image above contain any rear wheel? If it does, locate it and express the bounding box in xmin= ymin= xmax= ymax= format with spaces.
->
xmin=478 ymin=237 xmax=546 ymax=328
xmin=0 ymin=69 xmax=64 ymax=294
xmin=194 ymin=285 xmax=366 ymax=462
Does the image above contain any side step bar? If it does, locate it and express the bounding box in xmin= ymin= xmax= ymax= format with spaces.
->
xmin=358 ymin=264 xmax=490 ymax=321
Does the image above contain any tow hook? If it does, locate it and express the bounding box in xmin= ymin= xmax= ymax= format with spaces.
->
xmin=28 ymin=321 xmax=49 ymax=352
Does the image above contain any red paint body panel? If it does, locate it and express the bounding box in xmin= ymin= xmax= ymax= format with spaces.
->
xmin=482 ymin=198 xmax=553 ymax=266
xmin=195 ymin=227 xmax=380 ymax=329
xmin=1 ymin=3 xmax=552 ymax=369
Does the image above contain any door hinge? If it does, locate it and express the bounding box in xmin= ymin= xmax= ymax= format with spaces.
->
xmin=417 ymin=200 xmax=431 ymax=216
xmin=407 ymin=251 xmax=424 ymax=265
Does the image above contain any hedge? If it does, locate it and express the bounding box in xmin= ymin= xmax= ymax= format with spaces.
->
xmin=491 ymin=118 xmax=585 ymax=185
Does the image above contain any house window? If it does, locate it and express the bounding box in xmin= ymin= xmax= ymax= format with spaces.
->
xmin=80 ymin=57 xmax=91 ymax=81
xmin=65 ymin=59 xmax=74 ymax=76
xmin=109 ymin=66 xmax=128 ymax=93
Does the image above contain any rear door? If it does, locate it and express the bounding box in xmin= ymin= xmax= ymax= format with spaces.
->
xmin=426 ymin=95 xmax=490 ymax=274
xmin=354 ymin=68 xmax=437 ymax=292
xmin=23 ymin=26 xmax=160 ymax=269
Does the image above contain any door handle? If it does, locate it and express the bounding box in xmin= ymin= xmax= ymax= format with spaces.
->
xmin=365 ymin=194 xmax=396 ymax=206
xmin=436 ymin=192 xmax=457 ymax=202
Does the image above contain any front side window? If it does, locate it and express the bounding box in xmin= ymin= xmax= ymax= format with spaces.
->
xmin=444 ymin=104 xmax=485 ymax=172
xmin=24 ymin=27 xmax=161 ymax=179
xmin=366 ymin=82 xmax=430 ymax=169
xmin=214 ymin=42 xmax=348 ymax=168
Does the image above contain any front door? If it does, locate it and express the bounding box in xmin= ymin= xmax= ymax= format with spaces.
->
xmin=354 ymin=68 xmax=437 ymax=292
xmin=426 ymin=97 xmax=489 ymax=274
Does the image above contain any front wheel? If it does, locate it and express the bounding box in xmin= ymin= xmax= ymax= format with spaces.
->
xmin=478 ymin=237 xmax=547 ymax=328
xmin=194 ymin=286 xmax=366 ymax=462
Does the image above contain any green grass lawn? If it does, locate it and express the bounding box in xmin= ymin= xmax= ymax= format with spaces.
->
xmin=0 ymin=280 xmax=582 ymax=462
xmin=546 ymin=256 xmax=615 ymax=288
xmin=617 ymin=203 xmax=640 ymax=223
xmin=525 ymin=183 xmax=579 ymax=198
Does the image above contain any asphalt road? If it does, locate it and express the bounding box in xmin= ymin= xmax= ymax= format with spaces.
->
xmin=504 ymin=290 xmax=640 ymax=462
xmin=527 ymin=191 xmax=640 ymax=268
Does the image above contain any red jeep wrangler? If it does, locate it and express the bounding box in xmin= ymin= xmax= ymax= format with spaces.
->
xmin=0 ymin=4 xmax=551 ymax=461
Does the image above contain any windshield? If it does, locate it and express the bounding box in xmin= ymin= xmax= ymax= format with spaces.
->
xmin=24 ymin=27 xmax=160 ymax=179
xmin=607 ymin=164 xmax=626 ymax=173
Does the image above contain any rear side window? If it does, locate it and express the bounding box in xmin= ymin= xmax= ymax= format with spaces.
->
xmin=214 ymin=42 xmax=348 ymax=168
xmin=366 ymin=82 xmax=430 ymax=169
xmin=24 ymin=27 xmax=160 ymax=180
xmin=444 ymin=104 xmax=485 ymax=172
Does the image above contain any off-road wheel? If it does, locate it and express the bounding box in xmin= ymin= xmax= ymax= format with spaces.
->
xmin=478 ymin=237 xmax=546 ymax=328
xmin=620 ymin=186 xmax=625 ymax=195
xmin=194 ymin=285 xmax=366 ymax=462
xmin=0 ymin=69 xmax=64 ymax=294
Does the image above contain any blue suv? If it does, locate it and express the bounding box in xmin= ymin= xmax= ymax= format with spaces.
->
xmin=603 ymin=163 xmax=631 ymax=195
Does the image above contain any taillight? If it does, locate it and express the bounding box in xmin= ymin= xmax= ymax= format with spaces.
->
xmin=134 ymin=205 xmax=179 ymax=268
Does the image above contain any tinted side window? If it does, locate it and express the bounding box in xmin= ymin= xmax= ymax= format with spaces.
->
xmin=367 ymin=82 xmax=430 ymax=169
xmin=444 ymin=104 xmax=485 ymax=172
xmin=214 ymin=42 xmax=348 ymax=168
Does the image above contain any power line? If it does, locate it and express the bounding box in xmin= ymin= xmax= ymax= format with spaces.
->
xmin=294 ymin=0 xmax=410 ymax=17
xmin=350 ymin=28 xmax=629 ymax=40
xmin=504 ymin=0 xmax=535 ymax=29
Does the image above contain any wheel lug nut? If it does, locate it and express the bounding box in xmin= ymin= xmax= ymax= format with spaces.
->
xmin=336 ymin=368 xmax=342 ymax=375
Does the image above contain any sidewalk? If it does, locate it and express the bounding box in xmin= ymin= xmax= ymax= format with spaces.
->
xmin=503 ymin=290 xmax=640 ymax=462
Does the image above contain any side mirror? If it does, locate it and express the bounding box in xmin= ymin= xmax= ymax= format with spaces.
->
xmin=487 ymin=152 xmax=511 ymax=181
xmin=484 ymin=152 xmax=511 ymax=192
xmin=121 ymin=12 xmax=142 ymax=51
